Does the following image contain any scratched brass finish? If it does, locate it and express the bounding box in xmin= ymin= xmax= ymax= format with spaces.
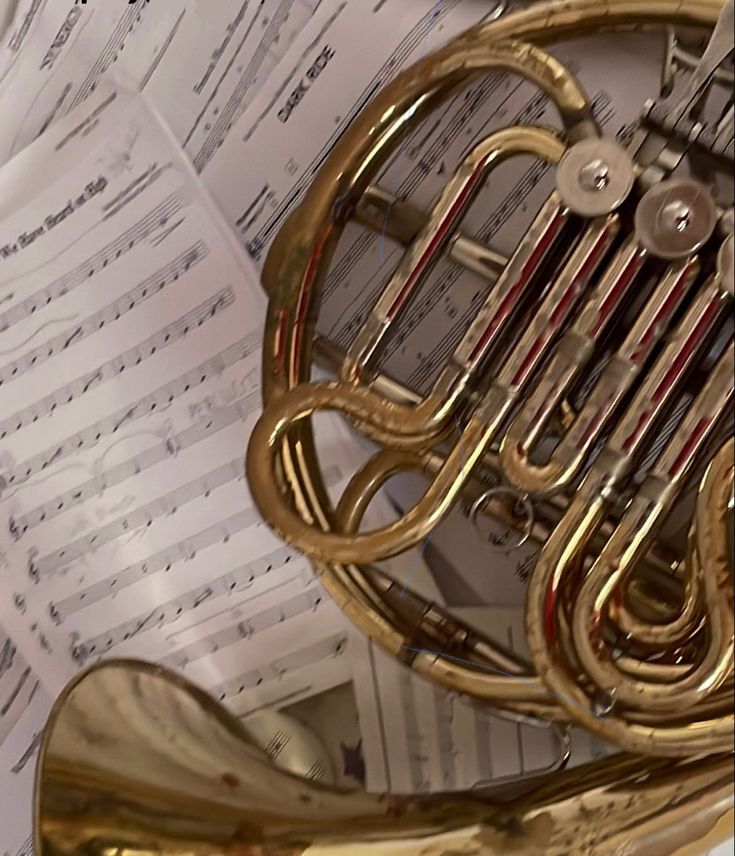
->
xmin=247 ymin=0 xmax=733 ymax=767
xmin=34 ymin=660 xmax=734 ymax=855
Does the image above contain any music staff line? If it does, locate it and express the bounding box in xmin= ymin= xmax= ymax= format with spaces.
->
xmin=324 ymin=81 xmax=539 ymax=341
xmin=405 ymin=129 xmax=615 ymax=390
xmin=0 ymin=241 xmax=208 ymax=386
xmin=0 ymin=333 xmax=260 ymax=492
xmin=0 ymin=312 xmax=79 ymax=358
xmin=56 ymin=509 xmax=262 ymax=626
xmin=30 ymin=457 xmax=245 ymax=579
xmin=103 ymin=165 xmax=161 ymax=216
xmin=399 ymin=664 xmax=428 ymax=792
xmin=0 ymin=639 xmax=15 ymax=679
xmin=160 ymin=586 xmax=327 ymax=670
xmin=9 ymin=731 xmax=43 ymax=776
xmin=243 ymin=0 xmax=453 ymax=256
xmin=0 ymin=666 xmax=32 ymax=718
xmin=10 ymin=389 xmax=260 ymax=539
xmin=185 ymin=0 xmax=258 ymax=162
xmin=322 ymin=73 xmax=526 ymax=305
xmin=322 ymin=84 xmax=614 ymax=394
xmin=209 ymin=632 xmax=348 ymax=703
xmin=51 ymin=463 xmax=341 ymax=623
xmin=0 ymin=286 xmax=235 ymax=441
xmin=0 ymin=194 xmax=183 ymax=333
xmin=330 ymin=157 xmax=549 ymax=391
xmin=10 ymin=834 xmax=33 ymax=856
xmin=69 ymin=545 xmax=297 ymax=658
xmin=166 ymin=576 xmax=300 ymax=641
xmin=102 ymin=160 xmax=171 ymax=223
xmin=190 ymin=0 xmax=294 ymax=172
xmin=433 ymin=688 xmax=456 ymax=789
xmin=326 ymin=83 xmax=553 ymax=353
xmin=69 ymin=6 xmax=147 ymax=112
xmin=139 ymin=9 xmax=187 ymax=91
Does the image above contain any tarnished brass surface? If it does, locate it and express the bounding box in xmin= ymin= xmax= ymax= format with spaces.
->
xmin=35 ymin=660 xmax=734 ymax=855
xmin=246 ymin=0 xmax=733 ymax=757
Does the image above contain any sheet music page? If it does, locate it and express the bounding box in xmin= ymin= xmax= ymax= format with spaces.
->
xmin=0 ymin=638 xmax=51 ymax=856
xmin=202 ymin=0 xmax=668 ymax=705
xmin=0 ymin=0 xmax=334 ymax=169
xmin=0 ymin=0 xmax=25 ymax=83
xmin=0 ymin=86 xmax=361 ymax=707
xmin=348 ymin=537 xmax=445 ymax=793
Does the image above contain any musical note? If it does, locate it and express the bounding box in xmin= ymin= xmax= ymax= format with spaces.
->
xmin=0 ymin=242 xmax=208 ymax=386
xmin=161 ymin=587 xmax=327 ymax=670
xmin=0 ymin=195 xmax=183 ymax=333
xmin=0 ymin=287 xmax=235 ymax=440
xmin=52 ymin=509 xmax=259 ymax=625
xmin=67 ymin=545 xmax=297 ymax=661
xmin=11 ymin=836 xmax=33 ymax=856
xmin=9 ymin=732 xmax=42 ymax=776
xmin=1 ymin=333 xmax=260 ymax=492
xmin=10 ymin=390 xmax=259 ymax=539
xmin=0 ymin=667 xmax=32 ymax=717
xmin=69 ymin=7 xmax=151 ymax=112
xmin=30 ymin=457 xmax=245 ymax=579
xmin=208 ymin=633 xmax=348 ymax=702
xmin=0 ymin=638 xmax=15 ymax=679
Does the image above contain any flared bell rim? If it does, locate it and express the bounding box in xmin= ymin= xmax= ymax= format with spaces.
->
xmin=32 ymin=658 xmax=265 ymax=856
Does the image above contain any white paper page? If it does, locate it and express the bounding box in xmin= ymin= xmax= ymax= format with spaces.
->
xmin=0 ymin=0 xmax=332 ymax=168
xmin=351 ymin=635 xmax=431 ymax=794
xmin=0 ymin=87 xmax=358 ymax=706
xmin=0 ymin=647 xmax=51 ymax=856
xmin=112 ymin=567 xmax=354 ymax=718
xmin=386 ymin=470 xmax=531 ymax=608
xmin=707 ymin=842 xmax=735 ymax=856
xmin=143 ymin=0 xmax=336 ymax=173
xmin=0 ymin=0 xmax=17 ymax=42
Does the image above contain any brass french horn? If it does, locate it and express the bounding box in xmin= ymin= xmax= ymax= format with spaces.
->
xmin=36 ymin=0 xmax=734 ymax=853
xmin=245 ymin=0 xmax=735 ymax=754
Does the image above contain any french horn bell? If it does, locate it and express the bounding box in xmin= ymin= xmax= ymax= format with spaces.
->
xmin=34 ymin=659 xmax=734 ymax=854
xmin=36 ymin=0 xmax=734 ymax=853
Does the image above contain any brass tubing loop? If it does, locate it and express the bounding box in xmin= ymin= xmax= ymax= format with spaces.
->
xmin=246 ymin=0 xmax=733 ymax=775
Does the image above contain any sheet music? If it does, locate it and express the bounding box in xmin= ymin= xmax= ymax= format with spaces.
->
xmin=205 ymin=1 xmax=663 ymax=394
xmin=0 ymin=628 xmax=40 ymax=747
xmin=0 ymin=6 xmax=731 ymax=851
xmin=205 ymin=0 xmax=495 ymax=258
xmin=0 ymin=643 xmax=51 ymax=856
xmin=0 ymin=0 xmax=28 ymax=84
xmin=352 ymin=605 xmax=606 ymax=794
xmin=0 ymin=86 xmax=362 ymax=708
xmin=0 ymin=0 xmax=334 ymax=169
